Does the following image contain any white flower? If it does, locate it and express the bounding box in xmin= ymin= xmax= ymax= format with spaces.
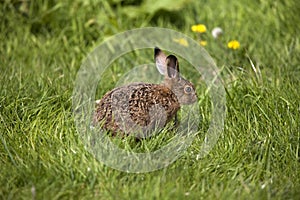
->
xmin=31 ymin=186 xmax=36 ymax=198
xmin=212 ymin=27 xmax=223 ymax=39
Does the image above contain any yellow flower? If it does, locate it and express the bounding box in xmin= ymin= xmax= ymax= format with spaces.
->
xmin=191 ymin=24 xmax=207 ymax=33
xmin=227 ymin=40 xmax=240 ymax=50
xmin=199 ymin=40 xmax=207 ymax=46
xmin=173 ymin=38 xmax=189 ymax=47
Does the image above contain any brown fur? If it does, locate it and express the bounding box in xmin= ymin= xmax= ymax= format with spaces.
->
xmin=93 ymin=48 xmax=197 ymax=137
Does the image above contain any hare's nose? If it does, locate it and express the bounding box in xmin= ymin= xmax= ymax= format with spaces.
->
xmin=191 ymin=94 xmax=198 ymax=103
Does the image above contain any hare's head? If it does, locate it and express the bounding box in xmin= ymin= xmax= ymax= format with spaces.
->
xmin=154 ymin=47 xmax=197 ymax=105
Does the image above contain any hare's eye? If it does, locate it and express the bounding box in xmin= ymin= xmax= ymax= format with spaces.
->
xmin=184 ymin=86 xmax=192 ymax=93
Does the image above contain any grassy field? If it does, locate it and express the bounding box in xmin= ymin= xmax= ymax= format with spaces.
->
xmin=1 ymin=0 xmax=300 ymax=199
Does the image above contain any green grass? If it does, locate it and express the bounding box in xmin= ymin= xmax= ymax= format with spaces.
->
xmin=1 ymin=0 xmax=300 ymax=199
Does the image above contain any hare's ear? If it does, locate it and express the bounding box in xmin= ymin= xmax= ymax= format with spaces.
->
xmin=154 ymin=47 xmax=167 ymax=75
xmin=166 ymin=55 xmax=179 ymax=79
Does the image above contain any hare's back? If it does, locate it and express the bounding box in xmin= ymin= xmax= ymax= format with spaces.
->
xmin=94 ymin=83 xmax=180 ymax=129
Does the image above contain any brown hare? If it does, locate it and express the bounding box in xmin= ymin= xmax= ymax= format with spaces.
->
xmin=93 ymin=47 xmax=197 ymax=138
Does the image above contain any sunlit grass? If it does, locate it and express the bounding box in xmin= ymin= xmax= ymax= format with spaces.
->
xmin=1 ymin=0 xmax=299 ymax=199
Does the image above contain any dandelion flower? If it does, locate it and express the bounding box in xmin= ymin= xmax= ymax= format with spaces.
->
xmin=228 ymin=40 xmax=240 ymax=50
xmin=173 ymin=38 xmax=189 ymax=47
xmin=199 ymin=40 xmax=207 ymax=46
xmin=212 ymin=27 xmax=223 ymax=39
xmin=191 ymin=24 xmax=207 ymax=33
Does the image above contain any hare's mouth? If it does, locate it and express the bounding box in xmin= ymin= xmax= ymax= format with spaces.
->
xmin=189 ymin=95 xmax=198 ymax=104
xmin=178 ymin=94 xmax=198 ymax=105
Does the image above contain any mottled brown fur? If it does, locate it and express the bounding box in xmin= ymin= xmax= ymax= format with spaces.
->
xmin=93 ymin=48 xmax=197 ymax=137
xmin=93 ymin=83 xmax=180 ymax=136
